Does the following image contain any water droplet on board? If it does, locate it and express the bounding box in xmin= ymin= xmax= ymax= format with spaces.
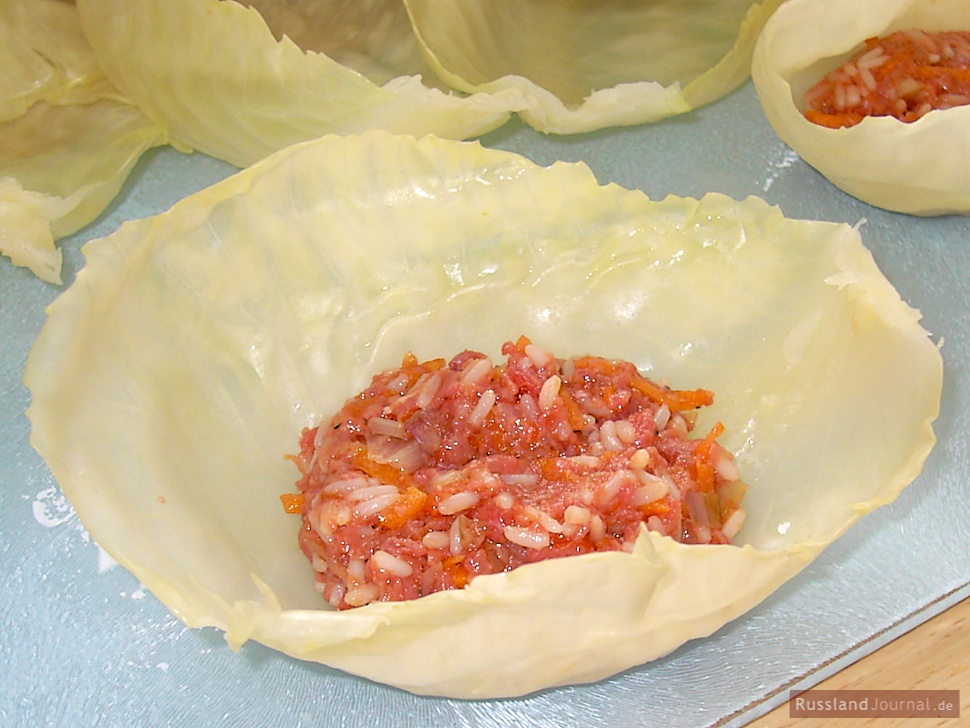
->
xmin=31 ymin=486 xmax=76 ymax=528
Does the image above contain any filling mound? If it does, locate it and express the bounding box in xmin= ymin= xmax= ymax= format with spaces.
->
xmin=283 ymin=337 xmax=747 ymax=609
xmin=804 ymin=29 xmax=970 ymax=128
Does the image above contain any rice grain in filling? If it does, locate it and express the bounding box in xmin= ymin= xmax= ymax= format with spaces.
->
xmin=284 ymin=337 xmax=747 ymax=610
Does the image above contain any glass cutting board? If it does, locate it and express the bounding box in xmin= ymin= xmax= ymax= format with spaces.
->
xmin=2 ymin=81 xmax=968 ymax=728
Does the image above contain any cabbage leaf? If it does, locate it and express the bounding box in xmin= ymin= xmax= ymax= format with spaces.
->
xmin=2 ymin=0 xmax=795 ymax=283
xmin=75 ymin=0 xmax=521 ymax=168
xmin=75 ymin=0 xmax=788 ymax=162
xmin=404 ymin=0 xmax=787 ymax=133
xmin=752 ymin=0 xmax=970 ymax=215
xmin=25 ymin=132 xmax=942 ymax=697
xmin=0 ymin=0 xmax=167 ymax=284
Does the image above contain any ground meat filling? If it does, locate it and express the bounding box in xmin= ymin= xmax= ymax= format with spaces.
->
xmin=284 ymin=337 xmax=747 ymax=610
xmin=804 ymin=29 xmax=970 ymax=128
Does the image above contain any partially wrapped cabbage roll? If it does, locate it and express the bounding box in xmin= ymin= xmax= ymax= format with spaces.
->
xmin=752 ymin=0 xmax=970 ymax=215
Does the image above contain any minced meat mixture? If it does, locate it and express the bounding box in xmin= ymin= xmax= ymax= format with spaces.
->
xmin=283 ymin=337 xmax=747 ymax=609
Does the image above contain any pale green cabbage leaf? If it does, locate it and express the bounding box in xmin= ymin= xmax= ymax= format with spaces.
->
xmin=403 ymin=0 xmax=788 ymax=133
xmin=74 ymin=0 xmax=789 ymax=162
xmin=1 ymin=0 xmax=99 ymax=121
xmin=0 ymin=0 xmax=167 ymax=284
xmin=25 ymin=132 xmax=942 ymax=697
xmin=75 ymin=0 xmax=522 ymax=168
xmin=752 ymin=0 xmax=970 ymax=215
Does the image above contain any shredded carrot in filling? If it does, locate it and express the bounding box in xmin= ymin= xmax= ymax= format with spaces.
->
xmin=279 ymin=492 xmax=305 ymax=514
xmin=631 ymin=375 xmax=714 ymax=412
xmin=378 ymin=485 xmax=428 ymax=531
xmin=692 ymin=422 xmax=726 ymax=492
xmin=804 ymin=29 xmax=970 ymax=128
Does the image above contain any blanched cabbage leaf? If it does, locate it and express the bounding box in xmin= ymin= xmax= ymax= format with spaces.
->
xmin=0 ymin=0 xmax=167 ymax=284
xmin=75 ymin=0 xmax=787 ymax=163
xmin=2 ymin=0 xmax=791 ymax=282
xmin=404 ymin=0 xmax=787 ymax=133
xmin=75 ymin=0 xmax=521 ymax=168
xmin=0 ymin=0 xmax=119 ymax=122
xmin=752 ymin=0 xmax=970 ymax=215
xmin=25 ymin=132 xmax=942 ymax=697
